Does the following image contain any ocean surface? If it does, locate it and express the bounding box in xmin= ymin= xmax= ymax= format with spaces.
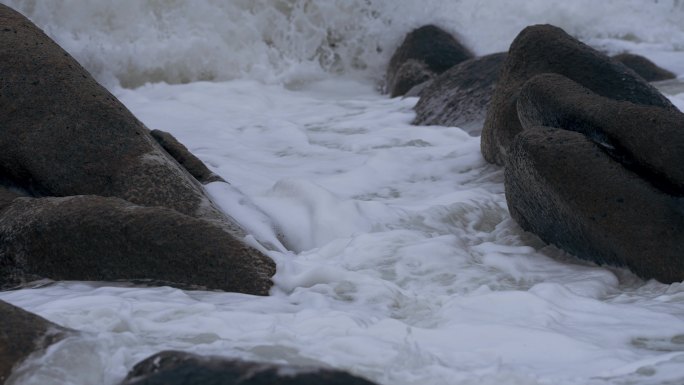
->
xmin=1 ymin=1 xmax=684 ymax=384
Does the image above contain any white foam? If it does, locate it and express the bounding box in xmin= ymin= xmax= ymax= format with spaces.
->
xmin=2 ymin=0 xmax=684 ymax=87
xmin=3 ymin=77 xmax=684 ymax=385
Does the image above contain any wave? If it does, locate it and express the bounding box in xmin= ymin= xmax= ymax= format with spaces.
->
xmin=3 ymin=0 xmax=684 ymax=88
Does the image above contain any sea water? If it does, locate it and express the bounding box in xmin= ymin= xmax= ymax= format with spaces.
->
xmin=1 ymin=1 xmax=684 ymax=384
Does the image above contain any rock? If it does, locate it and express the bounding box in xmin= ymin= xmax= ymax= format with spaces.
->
xmin=613 ymin=53 xmax=676 ymax=82
xmin=517 ymin=73 xmax=684 ymax=194
xmin=481 ymin=24 xmax=676 ymax=165
xmin=388 ymin=59 xmax=434 ymax=98
xmin=386 ymin=25 xmax=473 ymax=97
xmin=505 ymin=126 xmax=684 ymax=283
xmin=0 ymin=4 xmax=223 ymax=224
xmin=0 ymin=300 xmax=71 ymax=383
xmin=0 ymin=187 xmax=25 ymax=213
xmin=150 ymin=129 xmax=226 ymax=184
xmin=0 ymin=195 xmax=275 ymax=295
xmin=0 ymin=4 xmax=275 ymax=290
xmin=120 ymin=350 xmax=380 ymax=385
xmin=413 ymin=52 xmax=507 ymax=135
xmin=404 ymin=80 xmax=433 ymax=98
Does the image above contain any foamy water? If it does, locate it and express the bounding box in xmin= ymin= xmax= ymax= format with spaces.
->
xmin=1 ymin=1 xmax=684 ymax=384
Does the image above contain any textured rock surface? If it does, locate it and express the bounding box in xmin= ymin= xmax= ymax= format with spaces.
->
xmin=481 ymin=24 xmax=675 ymax=165
xmin=505 ymin=126 xmax=684 ymax=283
xmin=413 ymin=52 xmax=507 ymax=135
xmin=388 ymin=59 xmax=434 ymax=98
xmin=150 ymin=129 xmax=225 ymax=184
xmin=517 ymin=73 xmax=684 ymax=194
xmin=120 ymin=351 xmax=380 ymax=385
xmin=0 ymin=196 xmax=275 ymax=295
xmin=613 ymin=53 xmax=676 ymax=82
xmin=386 ymin=25 xmax=473 ymax=97
xmin=0 ymin=4 xmax=226 ymax=225
xmin=0 ymin=300 xmax=71 ymax=384
xmin=0 ymin=4 xmax=275 ymax=292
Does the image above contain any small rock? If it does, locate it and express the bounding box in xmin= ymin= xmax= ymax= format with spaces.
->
xmin=120 ymin=350 xmax=380 ymax=385
xmin=386 ymin=25 xmax=473 ymax=97
xmin=613 ymin=53 xmax=676 ymax=82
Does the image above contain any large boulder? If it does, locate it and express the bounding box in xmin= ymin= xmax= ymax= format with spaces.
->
xmin=0 ymin=195 xmax=275 ymax=295
xmin=505 ymin=125 xmax=684 ymax=283
xmin=413 ymin=52 xmax=507 ymax=135
xmin=0 ymin=5 xmax=228 ymax=226
xmin=0 ymin=300 xmax=71 ymax=384
xmin=120 ymin=350 xmax=379 ymax=385
xmin=517 ymin=73 xmax=684 ymax=194
xmin=612 ymin=53 xmax=676 ymax=82
xmin=481 ymin=24 xmax=676 ymax=165
xmin=0 ymin=4 xmax=275 ymax=291
xmin=386 ymin=25 xmax=473 ymax=97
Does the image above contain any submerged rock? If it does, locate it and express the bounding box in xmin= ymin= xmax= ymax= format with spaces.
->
xmin=613 ymin=53 xmax=676 ymax=82
xmin=481 ymin=24 xmax=675 ymax=165
xmin=120 ymin=350 xmax=380 ymax=385
xmin=413 ymin=52 xmax=507 ymax=136
xmin=0 ymin=195 xmax=275 ymax=294
xmin=505 ymin=126 xmax=684 ymax=283
xmin=150 ymin=129 xmax=226 ymax=184
xmin=386 ymin=25 xmax=473 ymax=97
xmin=0 ymin=300 xmax=71 ymax=384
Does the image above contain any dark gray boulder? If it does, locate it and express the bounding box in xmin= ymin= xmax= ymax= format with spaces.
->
xmin=120 ymin=351 xmax=379 ymax=385
xmin=0 ymin=4 xmax=275 ymax=291
xmin=482 ymin=24 xmax=676 ymax=165
xmin=150 ymin=129 xmax=226 ymax=184
xmin=0 ymin=4 xmax=228 ymax=225
xmin=0 ymin=300 xmax=71 ymax=384
xmin=613 ymin=53 xmax=676 ymax=82
xmin=413 ymin=52 xmax=507 ymax=135
xmin=0 ymin=195 xmax=275 ymax=295
xmin=505 ymin=126 xmax=684 ymax=283
xmin=386 ymin=25 xmax=473 ymax=97
xmin=517 ymin=73 xmax=684 ymax=194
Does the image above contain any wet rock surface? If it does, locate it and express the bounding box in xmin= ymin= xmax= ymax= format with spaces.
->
xmin=386 ymin=25 xmax=473 ymax=97
xmin=505 ymin=126 xmax=684 ymax=283
xmin=150 ymin=129 xmax=226 ymax=184
xmin=613 ymin=53 xmax=676 ymax=82
xmin=120 ymin=350 xmax=380 ymax=385
xmin=0 ymin=4 xmax=275 ymax=293
xmin=0 ymin=300 xmax=71 ymax=384
xmin=0 ymin=195 xmax=275 ymax=294
xmin=413 ymin=52 xmax=507 ymax=135
xmin=481 ymin=24 xmax=675 ymax=166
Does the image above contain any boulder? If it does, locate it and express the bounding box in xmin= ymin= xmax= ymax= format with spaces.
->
xmin=0 ymin=4 xmax=275 ymax=290
xmin=613 ymin=53 xmax=676 ymax=82
xmin=413 ymin=52 xmax=507 ymax=135
xmin=481 ymin=24 xmax=676 ymax=165
xmin=150 ymin=129 xmax=226 ymax=184
xmin=0 ymin=195 xmax=275 ymax=295
xmin=386 ymin=25 xmax=473 ymax=97
xmin=0 ymin=300 xmax=71 ymax=384
xmin=505 ymin=126 xmax=684 ymax=283
xmin=517 ymin=73 xmax=684 ymax=194
xmin=120 ymin=350 xmax=379 ymax=385
xmin=0 ymin=5 xmax=227 ymax=225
